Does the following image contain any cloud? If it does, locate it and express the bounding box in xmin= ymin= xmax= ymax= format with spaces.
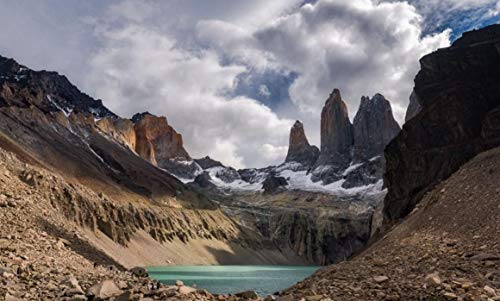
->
xmin=197 ymin=0 xmax=451 ymax=140
xmin=86 ymin=0 xmax=454 ymax=168
xmin=86 ymin=23 xmax=293 ymax=169
xmin=258 ymin=85 xmax=271 ymax=98
xmin=403 ymin=0 xmax=500 ymax=35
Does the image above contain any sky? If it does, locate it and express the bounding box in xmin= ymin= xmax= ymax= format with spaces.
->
xmin=0 ymin=0 xmax=498 ymax=168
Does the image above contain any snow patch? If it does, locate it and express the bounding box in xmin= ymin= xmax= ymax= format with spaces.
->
xmin=342 ymin=162 xmax=364 ymax=176
xmin=279 ymin=168 xmax=383 ymax=196
xmin=47 ymin=95 xmax=73 ymax=117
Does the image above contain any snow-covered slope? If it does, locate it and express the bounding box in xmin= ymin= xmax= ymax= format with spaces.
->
xmin=165 ymin=157 xmax=385 ymax=196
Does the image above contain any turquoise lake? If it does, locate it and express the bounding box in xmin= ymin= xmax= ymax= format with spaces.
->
xmin=147 ymin=265 xmax=320 ymax=296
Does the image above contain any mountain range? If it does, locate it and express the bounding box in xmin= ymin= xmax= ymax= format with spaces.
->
xmin=1 ymin=23 xmax=500 ymax=301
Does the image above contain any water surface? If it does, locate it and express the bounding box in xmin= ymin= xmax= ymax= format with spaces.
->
xmin=148 ymin=265 xmax=319 ymax=296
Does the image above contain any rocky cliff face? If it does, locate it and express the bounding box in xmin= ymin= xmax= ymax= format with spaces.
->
xmin=404 ymin=90 xmax=422 ymax=122
xmin=316 ymin=89 xmax=353 ymax=167
xmin=310 ymin=90 xmax=400 ymax=187
xmin=197 ymin=188 xmax=380 ymax=265
xmin=285 ymin=120 xmax=319 ymax=166
xmin=96 ymin=112 xmax=199 ymax=179
xmin=384 ymin=24 xmax=500 ymax=222
xmin=132 ymin=112 xmax=190 ymax=164
xmin=353 ymin=94 xmax=401 ymax=162
xmin=0 ymin=56 xmax=114 ymax=118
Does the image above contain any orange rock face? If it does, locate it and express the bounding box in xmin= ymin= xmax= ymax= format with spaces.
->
xmin=317 ymin=88 xmax=353 ymax=166
xmin=97 ymin=113 xmax=190 ymax=168
xmin=285 ymin=120 xmax=319 ymax=166
xmin=97 ymin=118 xmax=137 ymax=150
xmin=132 ymin=113 xmax=190 ymax=167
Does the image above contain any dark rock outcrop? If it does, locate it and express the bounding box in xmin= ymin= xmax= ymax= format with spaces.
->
xmin=285 ymin=120 xmax=319 ymax=166
xmin=342 ymin=156 xmax=384 ymax=189
xmin=190 ymin=172 xmax=216 ymax=189
xmin=384 ymin=24 xmax=500 ymax=222
xmin=0 ymin=55 xmax=114 ymax=118
xmin=194 ymin=156 xmax=224 ymax=169
xmin=269 ymin=208 xmax=373 ymax=264
xmin=316 ymin=89 xmax=353 ymax=166
xmin=404 ymin=90 xmax=422 ymax=122
xmin=352 ymin=94 xmax=400 ymax=162
xmin=262 ymin=174 xmax=288 ymax=194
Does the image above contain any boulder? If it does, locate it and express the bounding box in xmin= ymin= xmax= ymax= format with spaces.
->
xmin=87 ymin=280 xmax=122 ymax=299
xmin=235 ymin=290 xmax=259 ymax=299
xmin=178 ymin=285 xmax=197 ymax=295
xmin=130 ymin=266 xmax=148 ymax=277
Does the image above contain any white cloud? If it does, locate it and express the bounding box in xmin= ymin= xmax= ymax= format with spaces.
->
xmin=86 ymin=23 xmax=292 ymax=169
xmin=197 ymin=0 xmax=451 ymax=133
xmin=85 ymin=0 xmax=454 ymax=167
xmin=258 ymin=85 xmax=271 ymax=98
xmin=487 ymin=1 xmax=500 ymax=16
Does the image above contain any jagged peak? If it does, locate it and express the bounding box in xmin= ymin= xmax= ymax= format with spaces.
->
xmin=292 ymin=120 xmax=303 ymax=128
xmin=325 ymin=88 xmax=343 ymax=106
xmin=131 ymin=112 xmax=153 ymax=123
xmin=356 ymin=93 xmax=392 ymax=114
xmin=194 ymin=156 xmax=225 ymax=169
xmin=131 ymin=112 xmax=169 ymax=124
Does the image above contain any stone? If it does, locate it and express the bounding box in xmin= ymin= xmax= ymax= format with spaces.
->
xmin=87 ymin=280 xmax=122 ymax=299
xmin=443 ymin=292 xmax=458 ymax=299
xmin=175 ymin=280 xmax=184 ymax=287
xmin=4 ymin=293 xmax=20 ymax=301
xmin=56 ymin=238 xmax=71 ymax=249
xmin=425 ymin=273 xmax=442 ymax=286
xmin=70 ymin=295 xmax=88 ymax=301
xmin=373 ymin=275 xmax=389 ymax=283
xmin=469 ymin=253 xmax=500 ymax=261
xmin=130 ymin=266 xmax=148 ymax=278
xmin=235 ymin=290 xmax=259 ymax=299
xmin=305 ymin=295 xmax=324 ymax=301
xmin=484 ymin=285 xmax=497 ymax=297
xmin=276 ymin=296 xmax=294 ymax=301
xmin=285 ymin=120 xmax=320 ymax=166
xmin=115 ymin=290 xmax=132 ymax=301
xmin=178 ymin=285 xmax=197 ymax=295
